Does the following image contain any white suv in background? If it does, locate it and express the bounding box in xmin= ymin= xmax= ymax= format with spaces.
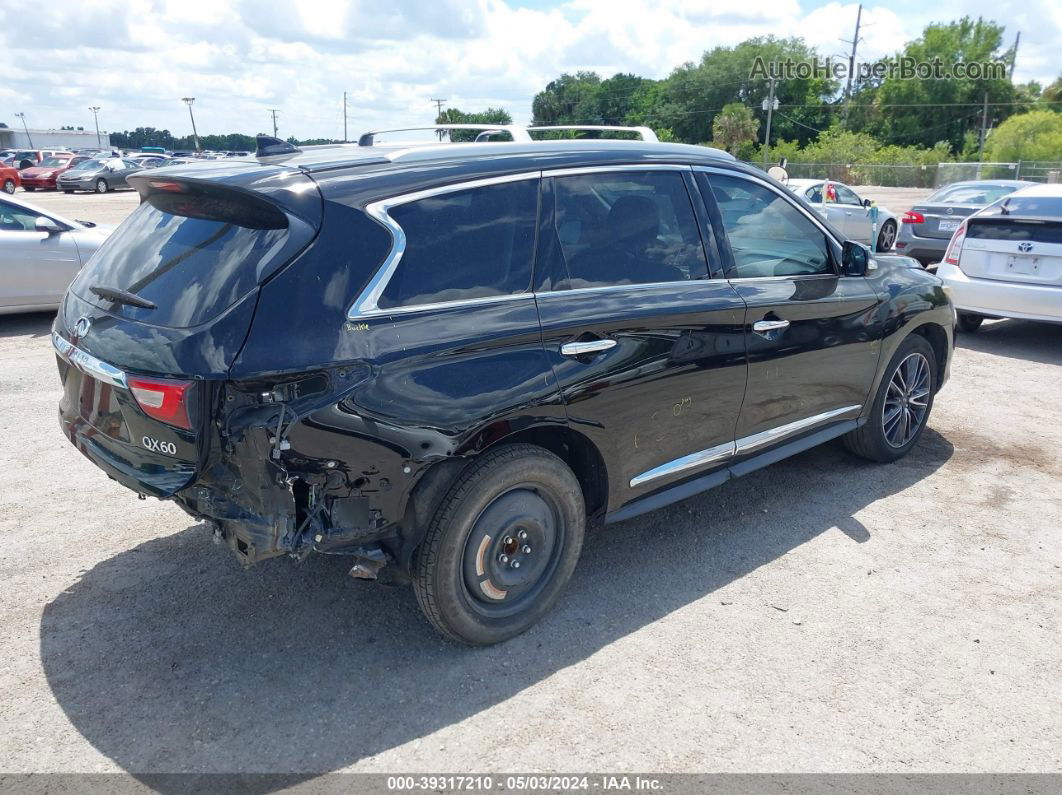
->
xmin=936 ymin=183 xmax=1062 ymax=332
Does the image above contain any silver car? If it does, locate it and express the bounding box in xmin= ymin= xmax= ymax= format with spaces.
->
xmin=0 ymin=193 xmax=112 ymax=314
xmin=786 ymin=178 xmax=899 ymax=251
xmin=56 ymin=157 xmax=143 ymax=194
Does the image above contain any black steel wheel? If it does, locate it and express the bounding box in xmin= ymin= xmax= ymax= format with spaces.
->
xmin=844 ymin=334 xmax=937 ymax=463
xmin=413 ymin=444 xmax=585 ymax=645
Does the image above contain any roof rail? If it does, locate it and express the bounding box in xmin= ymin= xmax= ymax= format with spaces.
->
xmin=357 ymin=123 xmax=661 ymax=146
xmin=525 ymin=125 xmax=659 ymax=142
xmin=358 ymin=125 xmax=532 ymax=146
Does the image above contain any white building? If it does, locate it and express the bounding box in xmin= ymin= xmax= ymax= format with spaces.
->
xmin=0 ymin=127 xmax=111 ymax=151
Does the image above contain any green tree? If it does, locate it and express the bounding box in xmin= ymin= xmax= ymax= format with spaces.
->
xmin=986 ymin=110 xmax=1062 ymax=161
xmin=712 ymin=103 xmax=759 ymax=154
xmin=532 ymin=71 xmax=604 ymax=125
xmin=850 ymin=17 xmax=1017 ymax=151
xmin=435 ymin=106 xmax=513 ymax=141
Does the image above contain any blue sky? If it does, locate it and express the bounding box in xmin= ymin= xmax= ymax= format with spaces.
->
xmin=0 ymin=0 xmax=1056 ymax=141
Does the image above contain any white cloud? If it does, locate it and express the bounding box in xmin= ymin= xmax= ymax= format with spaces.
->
xmin=0 ymin=0 xmax=1055 ymax=141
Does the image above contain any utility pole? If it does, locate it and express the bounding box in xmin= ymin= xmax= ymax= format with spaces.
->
xmin=840 ymin=3 xmax=863 ymax=130
xmin=978 ymin=91 xmax=990 ymax=171
xmin=14 ymin=112 xmax=32 ymax=147
xmin=762 ymin=78 xmax=778 ymax=170
xmin=343 ymin=91 xmax=348 ymax=142
xmin=430 ymin=98 xmax=446 ymax=120
xmin=181 ymin=97 xmax=201 ymax=152
xmin=88 ymin=106 xmax=102 ymax=147
xmin=268 ymin=108 xmax=280 ymax=137
xmin=1009 ymin=31 xmax=1021 ymax=82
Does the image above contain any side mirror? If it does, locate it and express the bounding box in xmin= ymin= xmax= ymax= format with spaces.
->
xmin=862 ymin=198 xmax=872 ymax=209
xmin=35 ymin=217 xmax=64 ymax=234
xmin=841 ymin=240 xmax=871 ymax=276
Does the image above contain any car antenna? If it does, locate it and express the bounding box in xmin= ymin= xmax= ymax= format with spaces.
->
xmin=255 ymin=134 xmax=301 ymax=158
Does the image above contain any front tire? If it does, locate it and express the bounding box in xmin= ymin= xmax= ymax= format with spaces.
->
xmin=23 ymin=186 xmax=35 ymax=192
xmin=956 ymin=312 xmax=984 ymax=333
xmin=2 ymin=179 xmax=14 ymax=194
xmin=876 ymin=220 xmax=897 ymax=251
xmin=94 ymin=179 xmax=108 ymax=194
xmin=413 ymin=444 xmax=586 ymax=646
xmin=844 ymin=334 xmax=937 ymax=463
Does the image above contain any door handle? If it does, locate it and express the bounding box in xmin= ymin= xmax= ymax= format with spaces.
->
xmin=753 ymin=319 xmax=790 ymax=334
xmin=561 ymin=339 xmax=617 ymax=356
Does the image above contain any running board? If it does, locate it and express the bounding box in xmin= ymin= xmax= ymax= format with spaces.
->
xmin=604 ymin=419 xmax=861 ymax=524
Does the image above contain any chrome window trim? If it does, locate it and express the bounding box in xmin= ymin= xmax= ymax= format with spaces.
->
xmin=52 ymin=333 xmax=127 ymax=389
xmin=541 ymin=163 xmax=692 ymax=178
xmin=690 ymin=164 xmax=845 ymax=252
xmin=628 ymin=403 xmax=863 ymax=488
xmin=347 ymin=171 xmax=541 ymax=320
xmin=534 ymin=279 xmax=710 ymax=299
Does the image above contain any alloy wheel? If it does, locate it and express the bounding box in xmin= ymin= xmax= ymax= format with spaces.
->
xmin=878 ymin=221 xmax=896 ymax=251
xmin=882 ymin=351 xmax=931 ymax=448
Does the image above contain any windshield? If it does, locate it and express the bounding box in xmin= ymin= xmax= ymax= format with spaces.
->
xmin=69 ymin=159 xmax=105 ymax=172
xmin=927 ymin=184 xmax=1023 ymax=205
xmin=40 ymin=157 xmax=69 ymax=168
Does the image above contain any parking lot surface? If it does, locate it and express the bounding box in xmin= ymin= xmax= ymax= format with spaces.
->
xmin=1 ymin=302 xmax=1059 ymax=775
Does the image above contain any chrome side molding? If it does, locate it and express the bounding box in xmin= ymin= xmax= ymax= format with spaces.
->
xmin=629 ymin=404 xmax=863 ymax=488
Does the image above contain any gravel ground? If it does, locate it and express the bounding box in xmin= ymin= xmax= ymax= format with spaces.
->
xmin=0 ymin=307 xmax=1059 ymax=777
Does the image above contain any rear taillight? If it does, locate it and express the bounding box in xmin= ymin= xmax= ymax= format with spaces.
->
xmin=128 ymin=376 xmax=194 ymax=429
xmin=943 ymin=222 xmax=967 ymax=267
xmin=902 ymin=211 xmax=925 ymax=224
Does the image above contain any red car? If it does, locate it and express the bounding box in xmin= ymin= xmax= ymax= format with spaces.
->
xmin=1 ymin=165 xmax=20 ymax=194
xmin=20 ymin=154 xmax=91 ymax=191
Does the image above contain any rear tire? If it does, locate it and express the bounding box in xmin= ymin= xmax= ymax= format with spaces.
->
xmin=956 ymin=312 xmax=984 ymax=333
xmin=876 ymin=219 xmax=897 ymax=251
xmin=413 ymin=444 xmax=585 ymax=646
xmin=23 ymin=186 xmax=35 ymax=192
xmin=843 ymin=334 xmax=937 ymax=463
xmin=62 ymin=189 xmax=74 ymax=194
xmin=2 ymin=180 xmax=14 ymax=194
xmin=94 ymin=179 xmax=108 ymax=194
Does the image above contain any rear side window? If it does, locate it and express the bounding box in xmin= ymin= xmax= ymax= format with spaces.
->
xmin=377 ymin=179 xmax=538 ymax=310
xmin=701 ymin=173 xmax=833 ymax=279
xmin=71 ymin=185 xmax=314 ymax=328
xmin=549 ymin=171 xmax=708 ymax=289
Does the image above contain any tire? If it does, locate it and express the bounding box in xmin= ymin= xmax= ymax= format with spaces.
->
xmin=2 ymin=180 xmax=14 ymax=195
xmin=94 ymin=179 xmax=108 ymax=194
xmin=23 ymin=186 xmax=35 ymax=192
xmin=413 ymin=443 xmax=586 ymax=646
xmin=843 ymin=334 xmax=937 ymax=463
xmin=876 ymin=220 xmax=897 ymax=251
xmin=62 ymin=189 xmax=74 ymax=194
xmin=956 ymin=312 xmax=984 ymax=333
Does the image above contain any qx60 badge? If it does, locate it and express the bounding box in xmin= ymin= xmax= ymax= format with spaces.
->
xmin=142 ymin=436 xmax=177 ymax=456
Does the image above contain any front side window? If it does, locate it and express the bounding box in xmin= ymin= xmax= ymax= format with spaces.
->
xmin=702 ymin=173 xmax=834 ymax=279
xmin=377 ymin=178 xmax=538 ymax=310
xmin=549 ymin=171 xmax=708 ymax=289
xmin=835 ymin=185 xmax=863 ymax=206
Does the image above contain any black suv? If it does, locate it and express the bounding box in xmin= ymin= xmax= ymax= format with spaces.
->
xmin=53 ymin=127 xmax=954 ymax=645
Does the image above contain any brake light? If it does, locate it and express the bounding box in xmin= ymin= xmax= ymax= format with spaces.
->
xmin=943 ymin=222 xmax=967 ymax=267
xmin=128 ymin=375 xmax=194 ymax=429
xmin=148 ymin=180 xmax=186 ymax=192
xmin=902 ymin=211 xmax=925 ymax=224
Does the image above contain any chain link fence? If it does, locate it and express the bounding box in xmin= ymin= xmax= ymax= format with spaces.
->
xmin=745 ymin=161 xmax=1062 ymax=188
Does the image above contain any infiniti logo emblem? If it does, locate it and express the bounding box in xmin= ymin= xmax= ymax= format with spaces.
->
xmin=73 ymin=317 xmax=91 ymax=338
xmin=1018 ymin=242 xmax=1034 ymax=253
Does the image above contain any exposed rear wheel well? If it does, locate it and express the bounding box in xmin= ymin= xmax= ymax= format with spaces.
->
xmin=911 ymin=323 xmax=948 ymax=389
xmin=485 ymin=426 xmax=609 ymax=518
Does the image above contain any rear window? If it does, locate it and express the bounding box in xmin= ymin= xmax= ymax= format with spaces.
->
xmin=979 ymin=195 xmax=1062 ymax=219
xmin=927 ymin=184 xmax=1022 ymax=205
xmin=71 ymin=185 xmax=313 ymax=327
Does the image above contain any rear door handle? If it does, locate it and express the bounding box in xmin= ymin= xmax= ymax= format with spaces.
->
xmin=561 ymin=339 xmax=617 ymax=356
xmin=753 ymin=319 xmax=790 ymax=334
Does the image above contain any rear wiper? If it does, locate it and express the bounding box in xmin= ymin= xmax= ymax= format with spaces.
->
xmin=89 ymin=285 xmax=156 ymax=310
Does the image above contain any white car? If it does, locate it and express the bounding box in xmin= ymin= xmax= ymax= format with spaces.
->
xmin=0 ymin=193 xmax=113 ymax=314
xmin=936 ymin=183 xmax=1062 ymax=332
xmin=786 ymin=178 xmax=899 ymax=251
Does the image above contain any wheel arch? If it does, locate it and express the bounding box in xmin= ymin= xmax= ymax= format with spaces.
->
xmin=909 ymin=321 xmax=949 ymax=389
